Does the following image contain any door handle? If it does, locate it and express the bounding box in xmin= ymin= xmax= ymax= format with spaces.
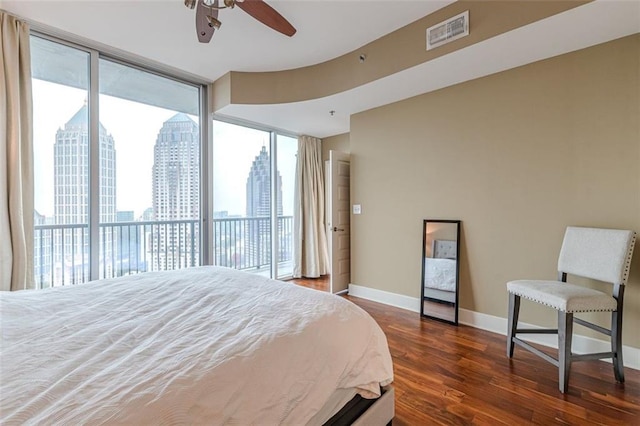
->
xmin=332 ymin=227 xmax=344 ymax=232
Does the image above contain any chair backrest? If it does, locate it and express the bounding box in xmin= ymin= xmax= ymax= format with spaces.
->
xmin=557 ymin=227 xmax=636 ymax=285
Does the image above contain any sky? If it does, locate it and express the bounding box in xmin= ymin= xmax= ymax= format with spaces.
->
xmin=33 ymin=79 xmax=297 ymax=220
xmin=213 ymin=122 xmax=297 ymax=217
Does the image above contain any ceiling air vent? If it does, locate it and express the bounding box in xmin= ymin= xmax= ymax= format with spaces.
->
xmin=426 ymin=10 xmax=469 ymax=51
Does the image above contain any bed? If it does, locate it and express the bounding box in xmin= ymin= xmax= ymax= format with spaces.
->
xmin=0 ymin=266 xmax=394 ymax=425
xmin=423 ymin=239 xmax=457 ymax=304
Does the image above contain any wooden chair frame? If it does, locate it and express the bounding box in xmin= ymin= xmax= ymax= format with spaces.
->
xmin=506 ymin=227 xmax=635 ymax=393
xmin=507 ymin=274 xmax=626 ymax=393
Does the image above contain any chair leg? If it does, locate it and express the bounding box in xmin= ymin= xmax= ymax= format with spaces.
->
xmin=612 ymin=310 xmax=625 ymax=383
xmin=507 ymin=293 xmax=520 ymax=358
xmin=558 ymin=311 xmax=573 ymax=393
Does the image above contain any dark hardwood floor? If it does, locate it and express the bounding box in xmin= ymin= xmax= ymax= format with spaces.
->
xmin=290 ymin=276 xmax=330 ymax=292
xmin=290 ymin=276 xmax=640 ymax=425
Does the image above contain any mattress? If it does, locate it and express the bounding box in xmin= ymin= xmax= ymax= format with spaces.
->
xmin=0 ymin=266 xmax=393 ymax=425
xmin=423 ymin=257 xmax=456 ymax=291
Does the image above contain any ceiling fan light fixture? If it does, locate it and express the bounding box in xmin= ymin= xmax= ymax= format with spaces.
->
xmin=207 ymin=15 xmax=222 ymax=29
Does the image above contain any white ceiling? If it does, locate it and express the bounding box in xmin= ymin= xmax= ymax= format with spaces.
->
xmin=2 ymin=0 xmax=639 ymax=137
xmin=1 ymin=0 xmax=454 ymax=80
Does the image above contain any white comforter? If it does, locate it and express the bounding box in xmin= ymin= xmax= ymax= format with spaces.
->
xmin=423 ymin=258 xmax=456 ymax=291
xmin=0 ymin=266 xmax=393 ymax=425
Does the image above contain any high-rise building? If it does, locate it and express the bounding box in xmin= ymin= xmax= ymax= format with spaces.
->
xmin=246 ymin=146 xmax=282 ymax=218
xmin=33 ymin=210 xmax=53 ymax=286
xmin=245 ymin=146 xmax=282 ymax=268
xmin=53 ymin=104 xmax=116 ymax=284
xmin=151 ymin=113 xmax=200 ymax=270
xmin=116 ymin=211 xmax=134 ymax=222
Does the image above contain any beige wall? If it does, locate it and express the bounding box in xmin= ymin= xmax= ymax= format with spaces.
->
xmin=322 ymin=133 xmax=351 ymax=163
xmin=213 ymin=1 xmax=587 ymax=107
xmin=350 ymin=34 xmax=640 ymax=348
xmin=424 ymin=221 xmax=458 ymax=258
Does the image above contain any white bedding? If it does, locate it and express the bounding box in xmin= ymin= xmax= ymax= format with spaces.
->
xmin=0 ymin=266 xmax=393 ymax=425
xmin=423 ymin=257 xmax=456 ymax=292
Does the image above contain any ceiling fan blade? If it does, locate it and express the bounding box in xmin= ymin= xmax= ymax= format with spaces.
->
xmin=195 ymin=0 xmax=219 ymax=43
xmin=236 ymin=0 xmax=296 ymax=37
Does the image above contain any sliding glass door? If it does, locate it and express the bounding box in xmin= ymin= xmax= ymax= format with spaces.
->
xmin=212 ymin=121 xmax=272 ymax=275
xmin=212 ymin=121 xmax=297 ymax=279
xmin=31 ymin=34 xmax=297 ymax=286
xmin=31 ymin=35 xmax=203 ymax=288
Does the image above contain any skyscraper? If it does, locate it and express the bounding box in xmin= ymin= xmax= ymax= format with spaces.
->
xmin=246 ymin=146 xmax=283 ymax=218
xmin=245 ymin=146 xmax=282 ymax=268
xmin=33 ymin=210 xmax=52 ymax=286
xmin=53 ymin=103 xmax=116 ymax=284
xmin=151 ymin=113 xmax=200 ymax=270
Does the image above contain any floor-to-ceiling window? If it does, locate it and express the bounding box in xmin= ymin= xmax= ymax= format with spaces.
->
xmin=212 ymin=120 xmax=297 ymax=279
xmin=32 ymin=37 xmax=90 ymax=287
xmin=98 ymin=59 xmax=201 ymax=278
xmin=30 ymin=33 xmax=299 ymax=286
xmin=31 ymin=34 xmax=203 ymax=288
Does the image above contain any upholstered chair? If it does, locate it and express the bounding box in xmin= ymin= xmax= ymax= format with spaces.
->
xmin=506 ymin=226 xmax=636 ymax=393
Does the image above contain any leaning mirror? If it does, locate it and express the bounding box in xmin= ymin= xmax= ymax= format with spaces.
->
xmin=420 ymin=220 xmax=461 ymax=325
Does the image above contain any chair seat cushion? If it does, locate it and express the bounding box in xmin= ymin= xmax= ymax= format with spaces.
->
xmin=507 ymin=280 xmax=617 ymax=313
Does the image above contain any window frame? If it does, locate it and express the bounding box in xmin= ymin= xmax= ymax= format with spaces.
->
xmin=31 ymin=27 xmax=302 ymax=285
xmin=31 ymin=30 xmax=210 ymax=283
xmin=211 ymin=115 xmax=298 ymax=280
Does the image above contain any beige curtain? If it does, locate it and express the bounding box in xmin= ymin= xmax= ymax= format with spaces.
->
xmin=0 ymin=13 xmax=34 ymax=291
xmin=293 ymin=136 xmax=329 ymax=278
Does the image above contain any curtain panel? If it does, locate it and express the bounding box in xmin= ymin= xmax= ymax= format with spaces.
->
xmin=0 ymin=13 xmax=34 ymax=291
xmin=293 ymin=136 xmax=329 ymax=278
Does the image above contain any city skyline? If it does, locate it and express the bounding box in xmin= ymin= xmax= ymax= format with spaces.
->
xmin=30 ymin=42 xmax=297 ymax=286
xmin=34 ymin=101 xmax=296 ymax=286
xmin=33 ymin=79 xmax=195 ymax=219
xmin=33 ymin=80 xmax=295 ymax=221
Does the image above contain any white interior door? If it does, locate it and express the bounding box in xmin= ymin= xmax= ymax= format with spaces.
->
xmin=328 ymin=151 xmax=350 ymax=294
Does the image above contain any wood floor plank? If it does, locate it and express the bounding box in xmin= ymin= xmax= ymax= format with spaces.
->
xmin=290 ymin=277 xmax=640 ymax=425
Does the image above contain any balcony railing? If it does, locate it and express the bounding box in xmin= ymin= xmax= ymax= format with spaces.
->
xmin=34 ymin=216 xmax=293 ymax=289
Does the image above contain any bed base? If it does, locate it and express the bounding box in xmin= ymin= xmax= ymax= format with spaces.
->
xmin=324 ymin=385 xmax=394 ymax=426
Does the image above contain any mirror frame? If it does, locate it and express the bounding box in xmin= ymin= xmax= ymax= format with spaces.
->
xmin=420 ymin=219 xmax=461 ymax=325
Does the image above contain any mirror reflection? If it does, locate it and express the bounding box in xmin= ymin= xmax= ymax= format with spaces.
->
xmin=421 ymin=220 xmax=461 ymax=325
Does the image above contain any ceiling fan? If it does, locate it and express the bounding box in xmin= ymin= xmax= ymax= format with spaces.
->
xmin=184 ymin=0 xmax=297 ymax=43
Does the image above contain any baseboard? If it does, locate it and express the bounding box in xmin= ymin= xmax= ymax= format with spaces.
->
xmin=348 ymin=284 xmax=421 ymax=313
xmin=348 ymin=284 xmax=640 ymax=371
